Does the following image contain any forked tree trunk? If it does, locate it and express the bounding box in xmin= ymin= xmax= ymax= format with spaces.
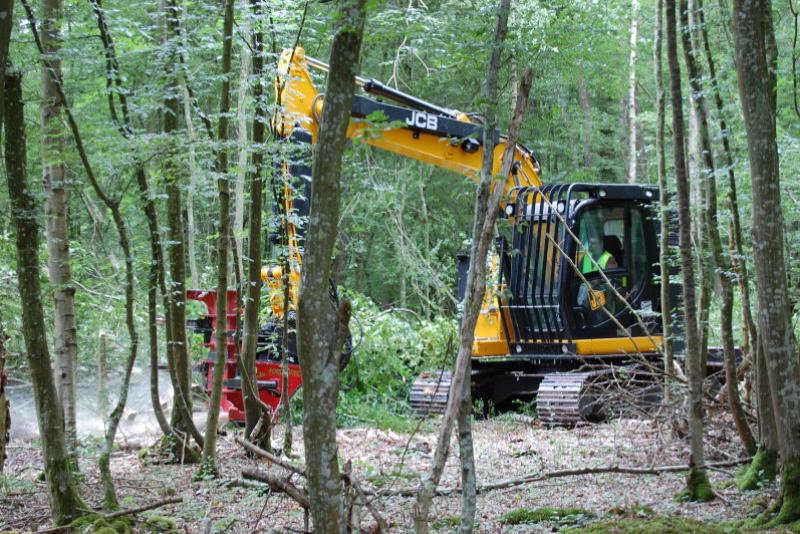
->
xmin=665 ymin=0 xmax=713 ymax=502
xmin=732 ymin=0 xmax=800 ymax=524
xmin=296 ymin=1 xmax=366 ymax=530
xmin=681 ymin=0 xmax=755 ymax=455
xmin=5 ymin=69 xmax=85 ymax=525
xmin=200 ymin=0 xmax=235 ymax=476
xmin=40 ymin=0 xmax=78 ymax=460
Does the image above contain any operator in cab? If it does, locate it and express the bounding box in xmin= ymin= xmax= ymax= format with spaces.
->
xmin=577 ymin=211 xmax=619 ymax=323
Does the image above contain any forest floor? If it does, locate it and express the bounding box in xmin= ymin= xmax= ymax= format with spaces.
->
xmin=2 ymin=404 xmax=794 ymax=533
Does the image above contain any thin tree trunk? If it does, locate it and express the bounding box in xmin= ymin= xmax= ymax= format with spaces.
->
xmin=98 ymin=332 xmax=109 ymax=416
xmin=413 ymin=4 xmax=529 ymax=530
xmin=653 ymin=0 xmax=674 ymax=402
xmin=235 ymin=46 xmax=251 ymax=280
xmin=296 ymin=1 xmax=366 ymax=530
xmin=682 ymin=0 xmax=755 ymax=455
xmin=182 ymin=82 xmax=200 ymax=289
xmin=241 ymin=0 xmax=270 ymax=449
xmin=200 ymin=0 xmax=235 ymax=476
xmin=40 ymin=0 xmax=78 ymax=461
xmin=164 ymin=0 xmax=201 ymax=460
xmin=136 ymin=166 xmax=175 ymax=439
xmin=0 ymin=0 xmax=13 ymax=131
xmin=4 ymin=68 xmax=85 ymax=525
xmin=733 ymin=0 xmax=800 ymax=523
xmin=0 ymin=311 xmax=9 ymax=474
xmin=627 ymin=0 xmax=639 ymax=183
xmin=666 ymin=0 xmax=713 ymax=502
xmin=697 ymin=0 xmax=758 ymax=364
xmin=577 ymin=68 xmax=593 ymax=170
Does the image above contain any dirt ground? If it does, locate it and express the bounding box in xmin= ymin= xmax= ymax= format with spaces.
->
xmin=1 ymin=406 xmax=780 ymax=533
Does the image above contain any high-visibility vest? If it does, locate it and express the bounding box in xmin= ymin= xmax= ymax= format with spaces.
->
xmin=581 ymin=250 xmax=613 ymax=274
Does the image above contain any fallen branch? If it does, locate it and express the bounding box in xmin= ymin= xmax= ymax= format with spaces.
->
xmin=236 ymin=437 xmax=388 ymax=531
xmin=34 ymin=497 xmax=183 ymax=533
xmin=378 ymin=458 xmax=752 ymax=497
xmin=242 ymin=467 xmax=309 ymax=508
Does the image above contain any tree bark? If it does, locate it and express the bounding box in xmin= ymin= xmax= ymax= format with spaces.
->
xmin=40 ymin=0 xmax=78 ymax=461
xmin=182 ymin=82 xmax=200 ymax=290
xmin=732 ymin=0 xmax=800 ymax=523
xmin=0 ymin=311 xmax=9 ymax=474
xmin=0 ymin=0 xmax=13 ymax=132
xmin=697 ymin=0 xmax=758 ymax=368
xmin=234 ymin=46 xmax=251 ymax=280
xmin=241 ymin=0 xmax=271 ymax=449
xmin=627 ymin=0 xmax=639 ymax=183
xmin=666 ymin=0 xmax=713 ymax=502
xmin=653 ymin=0 xmax=674 ymax=403
xmin=200 ymin=0 xmax=235 ymax=476
xmin=5 ymin=68 xmax=85 ymax=525
xmin=413 ymin=3 xmax=527 ymax=530
xmin=164 ymin=0 xmax=201 ymax=460
xmin=682 ymin=0 xmax=755 ymax=456
xmin=296 ymin=1 xmax=366 ymax=531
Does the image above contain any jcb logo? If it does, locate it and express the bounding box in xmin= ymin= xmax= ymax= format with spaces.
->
xmin=405 ymin=111 xmax=438 ymax=131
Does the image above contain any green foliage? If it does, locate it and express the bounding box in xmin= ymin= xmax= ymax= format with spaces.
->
xmin=431 ymin=515 xmax=461 ymax=529
xmin=500 ymin=507 xmax=596 ymax=526
xmin=338 ymin=292 xmax=456 ymax=425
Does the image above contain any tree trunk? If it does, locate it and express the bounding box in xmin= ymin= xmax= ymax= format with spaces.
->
xmin=297 ymin=1 xmax=366 ymax=530
xmin=5 ymin=68 xmax=85 ymax=525
xmin=682 ymin=0 xmax=755 ymax=455
xmin=733 ymin=0 xmax=800 ymax=524
xmin=135 ymin=168 xmax=174 ymax=439
xmin=577 ymin=68 xmax=593 ymax=171
xmin=0 ymin=0 xmax=13 ymax=131
xmin=182 ymin=82 xmax=200 ymax=290
xmin=413 ymin=3 xmax=526 ymax=530
xmin=666 ymin=0 xmax=713 ymax=502
xmin=164 ymin=0 xmax=201 ymax=460
xmin=627 ymin=0 xmax=638 ymax=183
xmin=0 ymin=311 xmax=9 ymax=474
xmin=653 ymin=0 xmax=674 ymax=402
xmin=697 ymin=0 xmax=758 ymax=368
xmin=241 ymin=0 xmax=271 ymax=449
xmin=234 ymin=45 xmax=251 ymax=280
xmin=200 ymin=0 xmax=235 ymax=476
xmin=739 ymin=338 xmax=778 ymax=489
xmin=40 ymin=0 xmax=78 ymax=461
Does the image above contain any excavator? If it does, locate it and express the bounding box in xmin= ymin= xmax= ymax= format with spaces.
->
xmin=188 ymin=47 xmax=669 ymax=426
